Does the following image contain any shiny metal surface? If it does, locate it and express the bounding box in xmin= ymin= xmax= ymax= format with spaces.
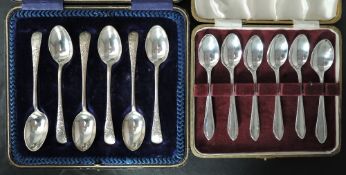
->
xmin=267 ymin=34 xmax=288 ymax=141
xmin=310 ymin=39 xmax=335 ymax=144
xmin=243 ymin=35 xmax=263 ymax=141
xmin=72 ymin=32 xmax=96 ymax=152
xmin=97 ymin=25 xmax=122 ymax=145
xmin=48 ymin=25 xmax=73 ymax=144
xmin=221 ymin=33 xmax=242 ymax=141
xmin=198 ymin=34 xmax=220 ymax=141
xmin=145 ymin=25 xmax=169 ymax=144
xmin=24 ymin=32 xmax=49 ymax=152
xmin=289 ymin=34 xmax=310 ymax=139
xmin=122 ymin=32 xmax=146 ymax=151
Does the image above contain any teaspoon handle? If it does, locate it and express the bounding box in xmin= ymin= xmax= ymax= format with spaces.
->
xmin=316 ymin=95 xmax=327 ymax=144
xmin=31 ymin=32 xmax=42 ymax=109
xmin=203 ymin=71 xmax=214 ymax=140
xmin=250 ymin=95 xmax=260 ymax=141
xmin=79 ymin=32 xmax=91 ymax=110
xmin=128 ymin=32 xmax=139 ymax=109
xmin=151 ymin=66 xmax=163 ymax=144
xmin=273 ymin=95 xmax=284 ymax=140
xmin=227 ymin=95 xmax=238 ymax=141
xmin=104 ymin=65 xmax=115 ymax=144
xmin=56 ymin=66 xmax=67 ymax=144
xmin=295 ymin=95 xmax=306 ymax=139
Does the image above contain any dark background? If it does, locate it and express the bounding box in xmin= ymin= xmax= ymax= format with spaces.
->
xmin=0 ymin=0 xmax=345 ymax=174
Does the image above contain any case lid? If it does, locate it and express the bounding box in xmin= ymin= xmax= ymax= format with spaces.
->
xmin=192 ymin=0 xmax=341 ymax=24
xmin=20 ymin=0 xmax=177 ymax=10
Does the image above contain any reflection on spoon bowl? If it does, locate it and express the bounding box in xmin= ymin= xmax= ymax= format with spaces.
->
xmin=122 ymin=110 xmax=146 ymax=151
xmin=24 ymin=110 xmax=49 ymax=152
xmin=72 ymin=111 xmax=96 ymax=152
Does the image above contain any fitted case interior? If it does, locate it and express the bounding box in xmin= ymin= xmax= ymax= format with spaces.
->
xmin=7 ymin=8 xmax=187 ymax=166
xmin=192 ymin=27 xmax=341 ymax=155
xmin=190 ymin=0 xmax=342 ymax=157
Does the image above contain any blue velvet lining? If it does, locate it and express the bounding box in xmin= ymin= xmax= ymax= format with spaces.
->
xmin=8 ymin=9 xmax=186 ymax=166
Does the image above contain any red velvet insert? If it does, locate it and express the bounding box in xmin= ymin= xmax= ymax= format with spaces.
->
xmin=194 ymin=83 xmax=340 ymax=96
xmin=194 ymin=28 xmax=339 ymax=154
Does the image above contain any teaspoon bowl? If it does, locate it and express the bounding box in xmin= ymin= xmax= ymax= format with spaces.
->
xmin=221 ymin=33 xmax=242 ymax=70
xmin=122 ymin=110 xmax=146 ymax=151
xmin=24 ymin=110 xmax=49 ymax=152
xmin=289 ymin=34 xmax=310 ymax=71
xmin=72 ymin=111 xmax=96 ymax=152
xmin=145 ymin=25 xmax=169 ymax=65
xmin=244 ymin=35 xmax=263 ymax=73
xmin=48 ymin=25 xmax=73 ymax=65
xmin=98 ymin=25 xmax=122 ymax=65
xmin=198 ymin=34 xmax=220 ymax=71
xmin=267 ymin=34 xmax=288 ymax=70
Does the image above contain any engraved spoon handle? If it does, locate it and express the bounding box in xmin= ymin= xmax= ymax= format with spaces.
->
xmin=31 ymin=32 xmax=42 ymax=110
xmin=151 ymin=65 xmax=163 ymax=144
xmin=316 ymin=95 xmax=327 ymax=143
xmin=227 ymin=70 xmax=238 ymax=141
xmin=104 ymin=64 xmax=115 ymax=144
xmin=203 ymin=70 xmax=215 ymax=140
xmin=56 ymin=65 xmax=67 ymax=144
xmin=79 ymin=32 xmax=91 ymax=110
xmin=128 ymin=32 xmax=139 ymax=110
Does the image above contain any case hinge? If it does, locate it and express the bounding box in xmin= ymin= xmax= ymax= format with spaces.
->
xmin=23 ymin=0 xmax=63 ymax=10
xmin=215 ymin=19 xmax=243 ymax=28
xmin=132 ymin=0 xmax=173 ymax=10
xmin=293 ymin=20 xmax=320 ymax=29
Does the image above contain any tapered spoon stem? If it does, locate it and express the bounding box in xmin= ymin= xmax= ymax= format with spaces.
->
xmin=316 ymin=76 xmax=327 ymax=143
xmin=80 ymin=32 xmax=90 ymax=111
xmin=56 ymin=65 xmax=67 ymax=144
xmin=250 ymin=72 xmax=260 ymax=141
xmin=204 ymin=70 xmax=215 ymax=140
xmin=129 ymin=32 xmax=138 ymax=110
xmin=295 ymin=69 xmax=306 ymax=139
xmin=32 ymin=32 xmax=41 ymax=110
xmin=227 ymin=70 xmax=238 ymax=141
xmin=151 ymin=65 xmax=163 ymax=144
xmin=104 ymin=64 xmax=115 ymax=144
xmin=273 ymin=70 xmax=284 ymax=140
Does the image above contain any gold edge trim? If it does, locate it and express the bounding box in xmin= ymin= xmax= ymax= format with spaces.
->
xmin=189 ymin=24 xmax=342 ymax=159
xmin=5 ymin=5 xmax=189 ymax=168
xmin=191 ymin=0 xmax=342 ymax=24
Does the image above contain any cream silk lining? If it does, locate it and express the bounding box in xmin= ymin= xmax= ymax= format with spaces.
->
xmin=195 ymin=0 xmax=338 ymax=21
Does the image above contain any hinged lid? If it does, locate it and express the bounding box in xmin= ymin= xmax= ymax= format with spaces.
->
xmin=20 ymin=0 xmax=177 ymax=10
xmin=192 ymin=0 xmax=341 ymax=24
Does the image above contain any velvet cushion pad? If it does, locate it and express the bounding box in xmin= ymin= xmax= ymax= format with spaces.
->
xmin=194 ymin=28 xmax=338 ymax=153
xmin=8 ymin=9 xmax=186 ymax=166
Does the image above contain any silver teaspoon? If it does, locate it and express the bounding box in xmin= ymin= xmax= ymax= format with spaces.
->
xmin=145 ymin=25 xmax=169 ymax=144
xmin=244 ymin=35 xmax=263 ymax=141
xmin=289 ymin=34 xmax=309 ymax=139
xmin=72 ymin=32 xmax=96 ymax=151
xmin=24 ymin=32 xmax=49 ymax=151
xmin=122 ymin=32 xmax=146 ymax=151
xmin=311 ymin=39 xmax=334 ymax=144
xmin=221 ymin=33 xmax=242 ymax=141
xmin=48 ymin=25 xmax=73 ymax=144
xmin=198 ymin=34 xmax=220 ymax=141
xmin=98 ymin=26 xmax=122 ymax=145
xmin=267 ymin=34 xmax=288 ymax=141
